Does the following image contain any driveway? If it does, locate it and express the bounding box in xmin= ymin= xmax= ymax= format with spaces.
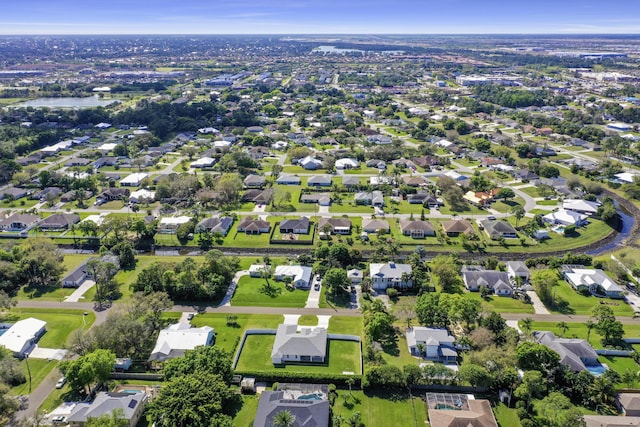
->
xmin=64 ymin=280 xmax=95 ymax=303
xmin=305 ymin=280 xmax=322 ymax=309
xmin=526 ymin=291 xmax=550 ymax=315
xmin=219 ymin=270 xmax=248 ymax=307
xmin=27 ymin=346 xmax=67 ymax=361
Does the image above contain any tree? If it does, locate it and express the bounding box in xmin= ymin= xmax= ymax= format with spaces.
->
xmin=214 ymin=173 xmax=243 ymax=205
xmin=512 ymin=205 xmax=525 ymax=227
xmin=112 ymin=241 xmax=136 ymax=270
xmin=147 ymin=373 xmax=239 ymax=427
xmin=86 ymin=259 xmax=120 ymax=307
xmin=86 ymin=409 xmax=128 ymax=427
xmin=531 ymin=269 xmax=558 ymax=306
xmin=592 ymin=305 xmax=625 ymax=345
xmin=0 ymin=382 xmax=19 ymax=425
xmin=496 ymin=187 xmax=515 ymax=201
xmin=322 ymin=268 xmax=350 ymax=297
xmin=521 ymin=317 xmax=533 ymax=335
xmin=430 ymin=255 xmax=461 ymax=292
xmin=364 ymin=311 xmax=395 ymax=343
xmin=585 ymin=320 xmax=596 ymax=343
xmin=15 ymin=238 xmax=65 ymax=288
xmin=273 ymin=410 xmax=296 ymax=427
xmin=557 ymin=321 xmax=569 ymax=337
xmin=514 ymin=370 xmax=546 ymax=408
xmin=163 ymin=346 xmax=233 ymax=384
xmin=59 ymin=349 xmax=116 ymax=394
xmin=516 ymin=342 xmax=560 ymax=372
xmin=0 ymin=291 xmax=15 ymax=313
xmin=458 ymin=363 xmax=493 ymax=387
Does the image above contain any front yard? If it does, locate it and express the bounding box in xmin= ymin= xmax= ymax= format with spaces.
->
xmin=232 ymin=275 xmax=309 ymax=308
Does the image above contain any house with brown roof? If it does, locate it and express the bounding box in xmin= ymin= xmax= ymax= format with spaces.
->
xmin=0 ymin=214 xmax=40 ymax=232
xmin=279 ymin=217 xmax=310 ymax=234
xmin=243 ymin=174 xmax=267 ymax=188
xmin=318 ymin=218 xmax=352 ymax=235
xmin=362 ymin=218 xmax=390 ymax=234
xmin=38 ymin=213 xmax=80 ymax=231
xmin=618 ymin=393 xmax=640 ymax=417
xmin=237 ymin=217 xmax=271 ymax=235
xmin=400 ymin=220 xmax=436 ymax=239
xmin=426 ymin=393 xmax=498 ymax=427
xmin=402 ymin=176 xmax=426 ymax=187
xmin=442 ymin=219 xmax=473 ymax=236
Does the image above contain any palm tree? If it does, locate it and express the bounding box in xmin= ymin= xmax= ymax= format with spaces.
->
xmin=521 ymin=317 xmax=533 ymax=336
xmin=273 ymin=410 xmax=295 ymax=427
xmin=557 ymin=321 xmax=569 ymax=337
xmin=585 ymin=320 xmax=595 ymax=343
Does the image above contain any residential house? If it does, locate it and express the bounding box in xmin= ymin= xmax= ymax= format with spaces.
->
xmin=276 ymin=174 xmax=302 ymax=185
xmin=533 ymin=331 xmax=600 ymax=372
xmin=307 ymin=175 xmax=332 ymax=187
xmin=402 ymin=176 xmax=426 ymax=187
xmin=400 ymin=220 xmax=436 ymax=238
xmin=481 ymin=219 xmax=518 ymax=239
xmin=190 ymin=157 xmax=216 ymax=168
xmin=62 ymin=264 xmax=89 ymax=288
xmin=60 ymin=190 xmax=92 ymax=203
xmin=299 ymin=156 xmax=323 ymax=170
xmin=249 ymin=264 xmax=270 ymax=278
xmin=365 ymin=159 xmax=387 ymax=170
xmin=583 ymin=415 xmax=640 ymax=427
xmin=506 ymin=261 xmax=531 ymax=283
xmin=442 ymin=220 xmax=473 ymax=236
xmin=280 ymin=217 xmax=310 ymax=234
xmin=341 ymin=176 xmax=361 ymax=188
xmin=247 ymin=146 xmax=270 ymax=160
xmin=253 ymin=389 xmax=330 ymax=427
xmin=514 ymin=169 xmax=540 ymax=182
xmin=617 ymin=393 xmax=640 ymax=417
xmin=129 ymin=189 xmax=156 ymax=204
xmin=237 ymin=217 xmax=271 ymax=235
xmin=195 ymin=216 xmax=234 ymax=236
xmin=406 ymin=327 xmax=457 ymax=362
xmin=464 ymin=189 xmax=499 ymax=207
xmin=354 ymin=191 xmax=384 ymax=207
xmin=97 ymin=188 xmax=130 ymax=204
xmin=561 ymin=266 xmax=624 ymax=299
xmin=148 ymin=323 xmax=215 ymax=363
xmin=31 ymin=187 xmax=63 ymax=201
xmin=543 ymin=209 xmax=588 ymax=226
xmin=462 ymin=268 xmax=512 ymax=296
xmin=241 ymin=188 xmax=273 ymax=205
xmin=66 ymin=392 xmax=147 ymax=427
xmin=335 ymin=158 xmax=359 ymax=169
xmin=300 ymin=193 xmax=331 ymax=206
xmin=367 ymin=134 xmax=392 ymax=145
xmin=427 ymin=394 xmax=498 ymax=427
xmin=38 ymin=213 xmax=80 ymax=231
xmin=158 ymin=216 xmax=192 ymax=234
xmin=271 ymin=324 xmax=327 ymax=364
xmin=318 ymin=218 xmax=351 ymax=235
xmin=0 ymin=187 xmax=28 ymax=200
xmin=0 ymin=214 xmax=40 ymax=232
xmin=243 ymin=174 xmax=267 ymax=188
xmin=362 ymin=218 xmax=390 ymax=234
xmin=64 ymin=157 xmax=92 ymax=167
xmin=369 ymin=262 xmax=413 ymax=290
xmin=274 ymin=265 xmax=313 ymax=288
xmin=348 ymin=269 xmax=363 ymax=284
xmin=563 ymin=199 xmax=600 ymax=216
xmin=120 ymin=173 xmax=149 ymax=187
xmin=0 ymin=318 xmax=46 ymax=358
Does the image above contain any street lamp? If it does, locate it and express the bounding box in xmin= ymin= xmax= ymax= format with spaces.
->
xmin=24 ymin=352 xmax=32 ymax=393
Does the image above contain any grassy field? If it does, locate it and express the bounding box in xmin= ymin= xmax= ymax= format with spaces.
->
xmin=332 ymin=389 xmax=428 ymax=427
xmin=232 ymin=394 xmax=260 ymax=427
xmin=190 ymin=313 xmax=284 ymax=353
xmin=10 ymin=359 xmax=59 ymax=396
xmin=2 ymin=308 xmax=95 ymax=348
xmin=232 ymin=275 xmax=309 ymax=307
xmin=523 ymin=321 xmax=640 ymax=349
xmin=600 ymin=356 xmax=640 ymax=387
xmin=493 ymin=402 xmax=522 ymax=427
xmin=235 ymin=335 xmax=361 ymax=375
xmin=544 ymin=280 xmax=634 ymax=316
xmin=466 ymin=293 xmax=535 ymax=314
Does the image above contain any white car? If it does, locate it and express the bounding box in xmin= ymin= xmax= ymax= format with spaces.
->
xmin=55 ymin=377 xmax=66 ymax=389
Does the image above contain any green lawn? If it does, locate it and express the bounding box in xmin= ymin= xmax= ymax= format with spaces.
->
xmin=600 ymin=356 xmax=640 ymax=387
xmin=232 ymin=275 xmax=309 ymax=308
xmin=523 ymin=321 xmax=640 ymax=349
xmin=232 ymin=394 xmax=260 ymax=427
xmin=466 ymin=293 xmax=535 ymax=314
xmin=330 ymin=202 xmax=375 ymax=214
xmin=235 ymin=335 xmax=361 ymax=375
xmin=494 ymin=403 xmax=522 ymax=427
xmin=332 ymin=389 xmax=428 ymax=427
xmin=536 ymin=199 xmax=558 ymax=206
xmin=10 ymin=359 xmax=59 ymax=396
xmin=518 ymin=186 xmax=545 ymax=198
xmin=1 ymin=308 xmax=95 ymax=348
xmin=491 ymin=197 xmax=525 ymax=214
xmin=544 ymin=280 xmax=634 ymax=316
xmin=190 ymin=313 xmax=284 ymax=354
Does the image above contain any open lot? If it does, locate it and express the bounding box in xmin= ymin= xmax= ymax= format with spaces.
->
xmin=190 ymin=313 xmax=284 ymax=353
xmin=332 ymin=389 xmax=428 ymax=427
xmin=232 ymin=275 xmax=309 ymax=308
xmin=543 ymin=280 xmax=634 ymax=316
xmin=235 ymin=335 xmax=361 ymax=375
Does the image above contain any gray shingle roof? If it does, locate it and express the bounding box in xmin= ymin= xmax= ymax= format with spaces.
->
xmin=271 ymin=324 xmax=327 ymax=361
xmin=253 ymin=390 xmax=330 ymax=427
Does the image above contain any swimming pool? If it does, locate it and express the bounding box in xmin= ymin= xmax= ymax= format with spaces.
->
xmin=586 ymin=364 xmax=607 ymax=376
xmin=298 ymin=393 xmax=323 ymax=400
xmin=121 ymin=389 xmax=143 ymax=394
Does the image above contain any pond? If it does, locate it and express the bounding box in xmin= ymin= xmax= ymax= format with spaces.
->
xmin=13 ymin=97 xmax=119 ymax=109
xmin=587 ymin=207 xmax=635 ymax=255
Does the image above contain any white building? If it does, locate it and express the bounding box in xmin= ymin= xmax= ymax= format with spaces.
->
xmin=274 ymin=265 xmax=313 ymax=289
xmin=271 ymin=324 xmax=327 ymax=364
xmin=97 ymin=142 xmax=118 ymax=152
xmin=158 ymin=216 xmax=192 ymax=234
xmin=543 ymin=209 xmax=587 ymax=226
xmin=148 ymin=323 xmax=214 ymax=362
xmin=120 ymin=173 xmax=149 ymax=187
xmin=190 ymin=157 xmax=216 ymax=168
xmin=0 ymin=318 xmax=47 ymax=358
xmin=335 ymin=158 xmax=359 ymax=169
xmin=129 ymin=189 xmax=155 ymax=204
xmin=369 ymin=263 xmax=412 ymax=290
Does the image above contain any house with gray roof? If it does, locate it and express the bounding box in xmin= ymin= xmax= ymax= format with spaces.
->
xmin=38 ymin=213 xmax=80 ymax=231
xmin=481 ymin=219 xmax=518 ymax=239
xmin=195 ymin=216 xmax=234 ymax=236
xmin=243 ymin=174 xmax=267 ymax=188
xmin=280 ymin=217 xmax=310 ymax=234
xmin=277 ymin=174 xmax=302 ymax=185
xmin=406 ymin=327 xmax=457 ymax=362
xmin=0 ymin=214 xmax=40 ymax=232
xmin=318 ymin=218 xmax=351 ymax=235
xmin=271 ymin=324 xmax=327 ymax=364
xmin=442 ymin=219 xmax=473 ymax=236
xmin=370 ymin=262 xmax=412 ymax=290
xmin=362 ymin=218 xmax=390 ymax=234
xmin=533 ymin=331 xmax=599 ymax=372
xmin=507 ymin=261 xmax=531 ymax=283
xmin=307 ymin=175 xmax=332 ymax=187
xmin=253 ymin=389 xmax=330 ymax=427
xmin=618 ymin=393 xmax=640 ymax=417
xmin=0 ymin=187 xmax=28 ymax=200
xmin=66 ymin=391 xmax=147 ymax=427
xmin=399 ymin=220 xmax=435 ymax=239
xmin=561 ymin=266 xmax=624 ymax=299
xmin=354 ymin=191 xmax=384 ymax=207
xmin=300 ymin=193 xmax=331 ymax=206
xmin=462 ymin=269 xmax=512 ymax=296
xmin=341 ymin=176 xmax=360 ymax=188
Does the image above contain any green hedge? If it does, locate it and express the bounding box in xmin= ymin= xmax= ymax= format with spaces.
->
xmin=235 ymin=370 xmax=361 ymax=386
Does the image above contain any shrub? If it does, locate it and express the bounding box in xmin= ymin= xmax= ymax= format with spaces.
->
xmin=386 ymin=288 xmax=398 ymax=299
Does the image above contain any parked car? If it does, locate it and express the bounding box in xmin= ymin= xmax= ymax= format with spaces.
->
xmin=52 ymin=416 xmax=66 ymax=425
xmin=187 ymin=313 xmax=195 ymax=320
xmin=314 ymin=283 xmax=320 ymax=291
xmin=55 ymin=377 xmax=66 ymax=389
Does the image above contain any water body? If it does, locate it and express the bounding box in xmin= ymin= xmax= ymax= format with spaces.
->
xmin=14 ymin=97 xmax=118 ymax=109
xmin=313 ymin=46 xmax=365 ymax=54
xmin=587 ymin=209 xmax=634 ymax=255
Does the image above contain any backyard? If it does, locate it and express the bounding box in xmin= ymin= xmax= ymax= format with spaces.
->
xmin=232 ymin=275 xmax=309 ymax=308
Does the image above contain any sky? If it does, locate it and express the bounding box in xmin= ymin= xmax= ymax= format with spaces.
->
xmin=3 ymin=0 xmax=640 ymax=35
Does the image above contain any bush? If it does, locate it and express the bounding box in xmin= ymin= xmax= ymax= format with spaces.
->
xmin=235 ymin=370 xmax=362 ymax=386
xmin=386 ymin=288 xmax=398 ymax=299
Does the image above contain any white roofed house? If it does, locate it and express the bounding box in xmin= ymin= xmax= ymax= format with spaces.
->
xmin=271 ymin=324 xmax=327 ymax=364
xmin=158 ymin=216 xmax=192 ymax=234
xmin=0 ymin=318 xmax=47 ymax=358
xmin=120 ymin=172 xmax=149 ymax=187
xmin=406 ymin=327 xmax=457 ymax=362
xmin=561 ymin=265 xmax=624 ymax=299
xmin=190 ymin=156 xmax=216 ymax=168
xmin=335 ymin=158 xmax=359 ymax=169
xmin=507 ymin=261 xmax=531 ymax=283
xmin=128 ymin=189 xmax=156 ymax=204
xmin=543 ymin=209 xmax=588 ymax=227
xmin=562 ymin=199 xmax=600 ymax=216
xmin=148 ymin=323 xmax=214 ymax=363
xmin=66 ymin=391 xmax=147 ymax=427
xmin=274 ymin=265 xmax=313 ymax=289
xmin=369 ymin=262 xmax=413 ymax=290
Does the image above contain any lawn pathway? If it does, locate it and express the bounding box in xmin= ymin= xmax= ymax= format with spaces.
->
xmin=220 ymin=270 xmax=249 ymax=307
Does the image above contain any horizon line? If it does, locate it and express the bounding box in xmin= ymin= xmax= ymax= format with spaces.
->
xmin=1 ymin=32 xmax=639 ymax=37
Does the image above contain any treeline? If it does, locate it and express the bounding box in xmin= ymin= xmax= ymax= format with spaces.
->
xmin=474 ymin=85 xmax=566 ymax=109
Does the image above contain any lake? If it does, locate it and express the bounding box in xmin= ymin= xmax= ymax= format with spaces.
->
xmin=13 ymin=97 xmax=119 ymax=109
